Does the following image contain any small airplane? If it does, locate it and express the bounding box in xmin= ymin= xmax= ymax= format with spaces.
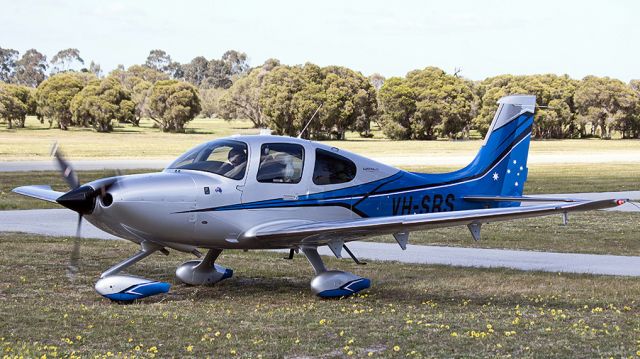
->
xmin=13 ymin=95 xmax=627 ymax=302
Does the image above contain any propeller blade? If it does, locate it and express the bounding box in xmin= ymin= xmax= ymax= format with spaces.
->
xmin=66 ymin=213 xmax=82 ymax=280
xmin=51 ymin=142 xmax=80 ymax=190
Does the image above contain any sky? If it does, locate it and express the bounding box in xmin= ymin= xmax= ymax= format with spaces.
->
xmin=1 ymin=0 xmax=638 ymax=82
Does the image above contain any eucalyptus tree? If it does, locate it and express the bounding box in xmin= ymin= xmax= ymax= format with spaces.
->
xmin=50 ymin=48 xmax=84 ymax=74
xmin=378 ymin=67 xmax=474 ymax=140
xmin=14 ymin=49 xmax=48 ymax=87
xmin=70 ymin=77 xmax=135 ymax=132
xmin=574 ymin=76 xmax=639 ymax=139
xmin=147 ymin=80 xmax=201 ymax=132
xmin=0 ymin=47 xmax=19 ymax=82
xmin=36 ymin=72 xmax=91 ymax=129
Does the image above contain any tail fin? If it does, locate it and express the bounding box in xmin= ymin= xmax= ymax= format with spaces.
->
xmin=462 ymin=95 xmax=536 ymax=197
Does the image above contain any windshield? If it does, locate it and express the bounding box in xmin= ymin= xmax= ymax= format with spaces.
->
xmin=167 ymin=140 xmax=248 ymax=180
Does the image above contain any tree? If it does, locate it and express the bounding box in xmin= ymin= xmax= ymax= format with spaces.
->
xmin=258 ymin=63 xmax=377 ymax=139
xmin=473 ymin=74 xmax=578 ymax=138
xmin=377 ymin=77 xmax=416 ymax=139
xmin=259 ymin=65 xmax=306 ymax=136
xmin=369 ymin=73 xmax=385 ymax=90
xmin=109 ymin=65 xmax=169 ymax=126
xmin=221 ymin=50 xmax=249 ymax=77
xmin=36 ymin=72 xmax=89 ymax=129
xmin=218 ymin=62 xmax=276 ymax=127
xmin=199 ymin=87 xmax=226 ymax=118
xmin=0 ymin=47 xmax=19 ymax=82
xmin=128 ymin=80 xmax=152 ymax=126
xmin=378 ymin=67 xmax=474 ymax=140
xmin=202 ymin=59 xmax=232 ymax=89
xmin=574 ymin=76 xmax=639 ymax=139
xmin=318 ymin=66 xmax=377 ymax=139
xmin=110 ymin=65 xmax=169 ymax=86
xmin=88 ymin=61 xmax=103 ymax=78
xmin=70 ymin=77 xmax=135 ymax=132
xmin=13 ymin=49 xmax=48 ymax=87
xmin=199 ymin=50 xmax=250 ymax=89
xmin=182 ymin=56 xmax=209 ymax=86
xmin=145 ymin=49 xmax=181 ymax=78
xmin=50 ymin=48 xmax=84 ymax=73
xmin=147 ymin=80 xmax=201 ymax=132
xmin=0 ymin=83 xmax=30 ymax=128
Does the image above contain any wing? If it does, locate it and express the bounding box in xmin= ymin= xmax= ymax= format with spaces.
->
xmin=240 ymin=199 xmax=626 ymax=248
xmin=12 ymin=185 xmax=64 ymax=203
xmin=464 ymin=195 xmax=581 ymax=203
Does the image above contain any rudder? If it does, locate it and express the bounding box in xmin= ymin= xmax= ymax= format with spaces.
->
xmin=465 ymin=95 xmax=536 ymax=198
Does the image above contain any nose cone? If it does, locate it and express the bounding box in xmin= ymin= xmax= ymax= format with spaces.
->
xmin=56 ymin=186 xmax=97 ymax=214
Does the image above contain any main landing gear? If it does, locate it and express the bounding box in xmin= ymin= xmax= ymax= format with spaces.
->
xmin=175 ymin=248 xmax=233 ymax=285
xmin=301 ymin=246 xmax=371 ymax=298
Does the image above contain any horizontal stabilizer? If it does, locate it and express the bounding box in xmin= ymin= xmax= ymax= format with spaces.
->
xmin=12 ymin=185 xmax=64 ymax=203
xmin=464 ymin=195 xmax=581 ymax=203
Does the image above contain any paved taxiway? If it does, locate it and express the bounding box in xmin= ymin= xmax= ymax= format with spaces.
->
xmin=1 ymin=202 xmax=638 ymax=276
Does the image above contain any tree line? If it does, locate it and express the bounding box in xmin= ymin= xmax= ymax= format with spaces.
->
xmin=1 ymin=46 xmax=639 ymax=139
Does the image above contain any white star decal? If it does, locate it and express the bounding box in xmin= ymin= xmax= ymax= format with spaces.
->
xmin=515 ymin=181 xmax=519 ymax=187
xmin=519 ymin=166 xmax=524 ymax=171
xmin=507 ymin=169 xmax=511 ymax=174
xmin=492 ymin=172 xmax=499 ymax=181
xmin=513 ymin=160 xmax=517 ymax=164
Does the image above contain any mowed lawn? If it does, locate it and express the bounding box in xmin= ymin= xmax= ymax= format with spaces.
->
xmin=2 ymin=116 xmax=640 ymax=160
xmin=1 ymin=233 xmax=640 ymax=358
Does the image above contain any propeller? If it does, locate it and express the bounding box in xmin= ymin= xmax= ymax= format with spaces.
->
xmin=51 ymin=142 xmax=121 ymax=280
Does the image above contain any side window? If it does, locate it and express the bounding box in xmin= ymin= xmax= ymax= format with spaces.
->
xmin=313 ymin=149 xmax=357 ymax=185
xmin=257 ymin=143 xmax=304 ymax=183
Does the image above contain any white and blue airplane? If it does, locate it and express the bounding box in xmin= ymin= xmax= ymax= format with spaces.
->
xmin=13 ymin=95 xmax=627 ymax=302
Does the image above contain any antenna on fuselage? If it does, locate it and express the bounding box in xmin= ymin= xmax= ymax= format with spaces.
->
xmin=297 ymin=103 xmax=323 ymax=139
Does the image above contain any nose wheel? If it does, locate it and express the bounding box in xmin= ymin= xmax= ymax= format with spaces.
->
xmin=176 ymin=248 xmax=233 ymax=285
xmin=94 ymin=241 xmax=171 ymax=303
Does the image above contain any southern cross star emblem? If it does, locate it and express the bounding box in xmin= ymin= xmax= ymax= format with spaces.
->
xmin=492 ymin=172 xmax=499 ymax=181
xmin=502 ymin=158 xmax=525 ymax=188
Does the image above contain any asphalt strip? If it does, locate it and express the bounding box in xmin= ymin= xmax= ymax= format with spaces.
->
xmin=1 ymin=208 xmax=639 ymax=277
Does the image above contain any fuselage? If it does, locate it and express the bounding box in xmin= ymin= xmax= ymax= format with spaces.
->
xmin=84 ymin=125 xmax=532 ymax=250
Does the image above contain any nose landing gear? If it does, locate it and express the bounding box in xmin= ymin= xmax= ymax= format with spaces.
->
xmin=94 ymin=241 xmax=171 ymax=303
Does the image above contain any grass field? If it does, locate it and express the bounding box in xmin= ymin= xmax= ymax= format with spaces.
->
xmin=1 ymin=116 xmax=640 ymax=160
xmin=1 ymin=233 xmax=640 ymax=358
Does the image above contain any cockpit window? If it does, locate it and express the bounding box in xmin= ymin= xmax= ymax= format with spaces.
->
xmin=313 ymin=149 xmax=357 ymax=185
xmin=257 ymin=143 xmax=304 ymax=183
xmin=167 ymin=140 xmax=248 ymax=180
